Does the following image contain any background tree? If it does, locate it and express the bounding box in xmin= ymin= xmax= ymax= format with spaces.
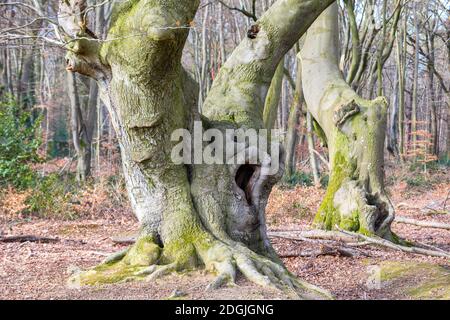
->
xmin=301 ymin=3 xmax=395 ymax=238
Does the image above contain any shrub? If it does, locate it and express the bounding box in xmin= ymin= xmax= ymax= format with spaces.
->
xmin=282 ymin=171 xmax=314 ymax=187
xmin=405 ymin=175 xmax=431 ymax=188
xmin=320 ymin=174 xmax=329 ymax=188
xmin=24 ymin=173 xmax=79 ymax=220
xmin=0 ymin=97 xmax=42 ymax=189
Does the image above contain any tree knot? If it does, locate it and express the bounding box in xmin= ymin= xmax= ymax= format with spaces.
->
xmin=333 ymin=100 xmax=360 ymax=128
xmin=247 ymin=25 xmax=260 ymax=39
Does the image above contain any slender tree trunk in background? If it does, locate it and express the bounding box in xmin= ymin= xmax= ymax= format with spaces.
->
xmin=264 ymin=57 xmax=285 ymax=129
xmin=301 ymin=3 xmax=394 ymax=239
xmin=96 ymin=95 xmax=102 ymax=174
xmin=284 ymin=63 xmax=303 ymax=178
xmin=447 ymin=106 xmax=450 ymax=161
xmin=426 ymin=33 xmax=438 ymax=156
xmin=396 ymin=17 xmax=407 ymax=160
xmin=66 ymin=72 xmax=91 ymax=181
xmin=388 ymin=74 xmax=400 ymax=158
xmin=412 ymin=2 xmax=420 ymax=157
xmin=376 ymin=0 xmax=387 ymax=97
xmin=86 ymin=80 xmax=98 ymax=159
xmin=4 ymin=50 xmax=14 ymax=96
xmin=344 ymin=0 xmax=360 ymax=85
xmin=0 ymin=50 xmax=7 ymax=95
xmin=306 ymin=110 xmax=320 ymax=186
xmin=62 ymin=0 xmax=336 ymax=298
xmin=218 ymin=3 xmax=226 ymax=66
xmin=198 ymin=5 xmax=210 ymax=110
xmin=18 ymin=50 xmax=35 ymax=110
xmin=281 ymin=72 xmax=289 ymax=132
xmin=94 ymin=0 xmax=106 ymax=174
xmin=284 ymin=102 xmax=300 ymax=177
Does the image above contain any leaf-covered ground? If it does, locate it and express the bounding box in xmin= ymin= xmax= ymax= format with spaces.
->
xmin=0 ymin=167 xmax=449 ymax=300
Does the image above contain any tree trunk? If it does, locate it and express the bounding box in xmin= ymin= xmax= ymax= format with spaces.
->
xmin=66 ymin=72 xmax=91 ymax=181
xmin=388 ymin=73 xmax=400 ymax=158
xmin=61 ymin=0 xmax=335 ymax=299
xmin=396 ymin=19 xmax=407 ymax=160
xmin=411 ymin=2 xmax=420 ymax=157
xmin=301 ymin=3 xmax=395 ymax=239
xmin=284 ymin=64 xmax=302 ymax=177
xmin=263 ymin=57 xmax=285 ymax=129
xmin=426 ymin=33 xmax=439 ymax=156
xmin=306 ymin=110 xmax=320 ymax=186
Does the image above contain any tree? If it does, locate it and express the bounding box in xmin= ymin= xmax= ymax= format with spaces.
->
xmin=61 ymin=0 xmax=335 ymax=298
xmin=301 ymin=3 xmax=395 ymax=239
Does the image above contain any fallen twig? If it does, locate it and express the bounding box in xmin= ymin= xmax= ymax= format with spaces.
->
xmin=110 ymin=235 xmax=137 ymax=245
xmin=0 ymin=235 xmax=85 ymax=245
xmin=337 ymin=228 xmax=450 ymax=259
xmin=269 ymin=230 xmax=357 ymax=243
xmin=0 ymin=235 xmax=60 ymax=243
xmin=395 ymin=217 xmax=450 ymax=230
xmin=280 ymin=244 xmax=367 ymax=258
xmin=270 ymin=229 xmax=450 ymax=259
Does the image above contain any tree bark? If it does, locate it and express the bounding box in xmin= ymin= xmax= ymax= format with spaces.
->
xmin=388 ymin=72 xmax=400 ymax=158
xmin=301 ymin=3 xmax=395 ymax=239
xmin=66 ymin=72 xmax=91 ymax=181
xmin=306 ymin=110 xmax=321 ymax=185
xmin=263 ymin=57 xmax=285 ymax=129
xmin=411 ymin=2 xmax=420 ymax=157
xmin=284 ymin=64 xmax=302 ymax=178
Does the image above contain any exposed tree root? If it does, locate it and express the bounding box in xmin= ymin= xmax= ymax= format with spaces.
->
xmin=280 ymin=245 xmax=368 ymax=258
xmin=394 ymin=217 xmax=450 ymax=231
xmin=68 ymin=235 xmax=333 ymax=300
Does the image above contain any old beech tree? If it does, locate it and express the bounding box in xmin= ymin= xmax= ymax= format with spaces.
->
xmin=58 ymin=0 xmax=395 ymax=298
xmin=301 ymin=3 xmax=395 ymax=240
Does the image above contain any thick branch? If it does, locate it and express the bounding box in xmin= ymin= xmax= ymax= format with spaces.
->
xmin=203 ymin=0 xmax=335 ymax=128
xmin=395 ymin=217 xmax=450 ymax=231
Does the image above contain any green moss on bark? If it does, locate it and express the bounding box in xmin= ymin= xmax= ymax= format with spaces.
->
xmin=314 ymin=130 xmax=358 ymax=231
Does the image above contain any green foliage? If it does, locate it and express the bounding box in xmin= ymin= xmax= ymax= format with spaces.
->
xmin=24 ymin=173 xmax=79 ymax=220
xmin=320 ymin=174 xmax=329 ymax=188
xmin=48 ymin=115 xmax=69 ymax=158
xmin=405 ymin=175 xmax=431 ymax=188
xmin=0 ymin=96 xmax=42 ymax=189
xmin=282 ymin=171 xmax=313 ymax=187
xmin=438 ymin=155 xmax=450 ymax=167
xmin=292 ymin=202 xmax=311 ymax=218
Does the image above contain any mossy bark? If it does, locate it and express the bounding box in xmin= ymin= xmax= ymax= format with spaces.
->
xmin=59 ymin=0 xmax=335 ymax=298
xmin=301 ymin=4 xmax=394 ymax=239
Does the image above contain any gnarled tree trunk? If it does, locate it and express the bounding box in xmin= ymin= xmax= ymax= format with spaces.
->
xmin=301 ymin=4 xmax=395 ymax=239
xmin=61 ymin=0 xmax=336 ymax=299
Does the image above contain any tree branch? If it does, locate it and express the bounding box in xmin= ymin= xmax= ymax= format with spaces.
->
xmin=203 ymin=0 xmax=335 ymax=128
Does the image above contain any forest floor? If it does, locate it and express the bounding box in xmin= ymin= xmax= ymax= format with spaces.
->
xmin=0 ymin=166 xmax=449 ymax=300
